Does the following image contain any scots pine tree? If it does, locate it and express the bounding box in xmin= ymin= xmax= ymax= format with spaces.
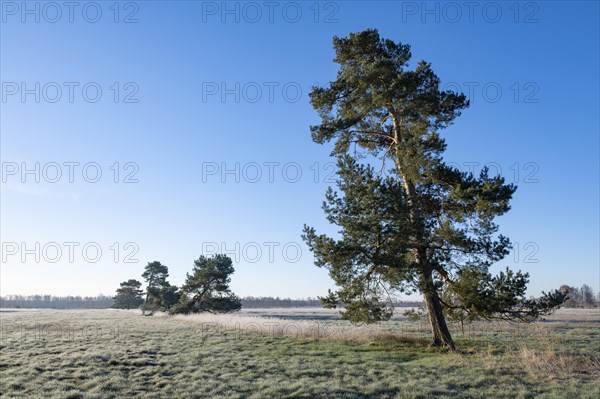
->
xmin=112 ymin=279 xmax=144 ymax=310
xmin=172 ymin=254 xmax=241 ymax=314
xmin=303 ymin=29 xmax=565 ymax=350
xmin=141 ymin=261 xmax=180 ymax=313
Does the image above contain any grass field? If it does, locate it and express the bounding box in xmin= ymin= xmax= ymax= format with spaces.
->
xmin=1 ymin=308 xmax=598 ymax=398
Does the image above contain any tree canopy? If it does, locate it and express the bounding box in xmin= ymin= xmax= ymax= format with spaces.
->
xmin=141 ymin=261 xmax=180 ymax=314
xmin=112 ymin=279 xmax=144 ymax=310
xmin=172 ymin=254 xmax=241 ymax=314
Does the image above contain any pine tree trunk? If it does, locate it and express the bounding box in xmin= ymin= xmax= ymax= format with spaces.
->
xmin=422 ymin=272 xmax=456 ymax=351
xmin=390 ymin=111 xmax=456 ymax=351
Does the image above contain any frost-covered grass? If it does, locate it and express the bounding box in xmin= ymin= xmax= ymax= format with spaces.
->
xmin=0 ymin=308 xmax=598 ymax=398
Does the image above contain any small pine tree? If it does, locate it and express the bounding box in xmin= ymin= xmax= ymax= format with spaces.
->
xmin=112 ymin=279 xmax=144 ymax=310
xmin=141 ymin=261 xmax=180 ymax=314
xmin=172 ymin=254 xmax=241 ymax=314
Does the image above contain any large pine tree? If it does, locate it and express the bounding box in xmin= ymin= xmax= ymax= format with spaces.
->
xmin=302 ymin=29 xmax=565 ymax=350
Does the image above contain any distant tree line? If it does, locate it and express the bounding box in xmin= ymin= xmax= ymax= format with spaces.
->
xmin=0 ymin=294 xmax=424 ymax=309
xmin=240 ymin=297 xmax=423 ymax=308
xmin=5 ymin=285 xmax=593 ymax=311
xmin=241 ymin=296 xmax=323 ymax=308
xmin=0 ymin=294 xmax=113 ymax=309
xmin=559 ymin=284 xmax=599 ymax=308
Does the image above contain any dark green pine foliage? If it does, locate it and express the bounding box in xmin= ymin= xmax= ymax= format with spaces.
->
xmin=141 ymin=261 xmax=180 ymax=313
xmin=443 ymin=267 xmax=567 ymax=322
xmin=302 ymin=29 xmax=566 ymax=350
xmin=157 ymin=284 xmax=181 ymax=310
xmin=142 ymin=261 xmax=169 ymax=301
xmin=112 ymin=279 xmax=144 ymax=310
xmin=172 ymin=254 xmax=242 ymax=314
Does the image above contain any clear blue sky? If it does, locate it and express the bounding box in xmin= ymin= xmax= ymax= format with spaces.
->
xmin=1 ymin=1 xmax=598 ymax=299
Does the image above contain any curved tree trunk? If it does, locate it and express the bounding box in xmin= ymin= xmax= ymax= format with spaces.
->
xmin=422 ymin=271 xmax=456 ymax=351
xmin=391 ymin=111 xmax=456 ymax=351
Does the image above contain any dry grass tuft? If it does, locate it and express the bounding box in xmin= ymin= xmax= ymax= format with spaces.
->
xmin=516 ymin=344 xmax=600 ymax=380
xmin=513 ymin=328 xmax=600 ymax=380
